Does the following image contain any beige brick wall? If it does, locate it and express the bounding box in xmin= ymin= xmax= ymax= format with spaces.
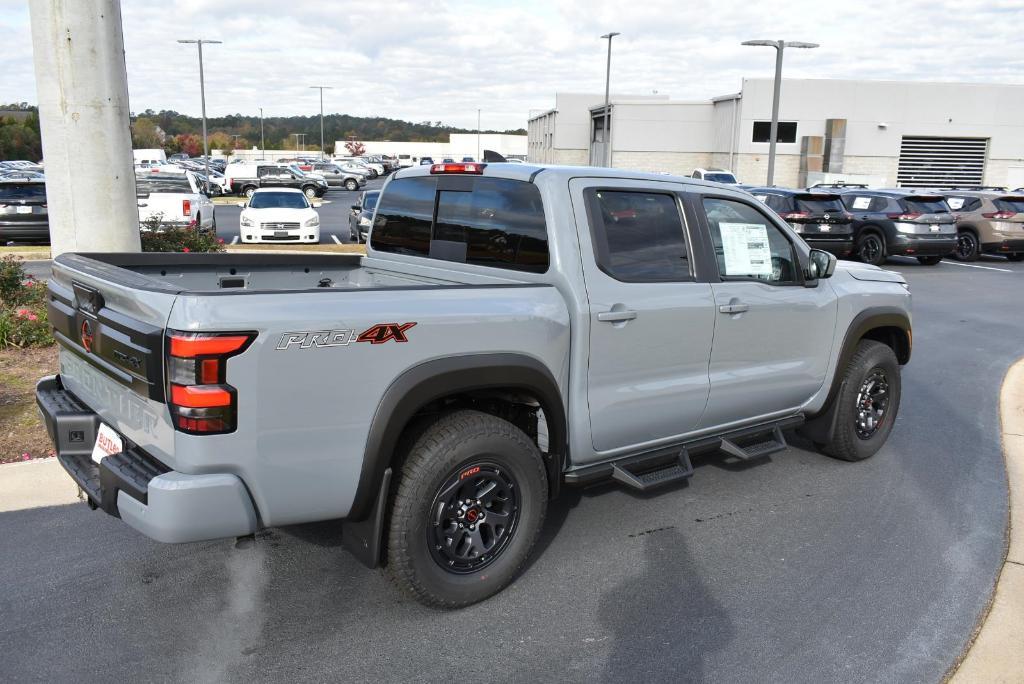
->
xmin=841 ymin=156 xmax=898 ymax=185
xmin=552 ymin=148 xmax=589 ymax=166
xmin=732 ymin=154 xmax=802 ymax=187
xmin=612 ymin=151 xmax=712 ymax=175
xmin=984 ymin=159 xmax=1024 ymax=188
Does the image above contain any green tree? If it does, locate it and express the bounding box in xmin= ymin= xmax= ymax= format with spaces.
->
xmin=131 ymin=117 xmax=163 ymax=148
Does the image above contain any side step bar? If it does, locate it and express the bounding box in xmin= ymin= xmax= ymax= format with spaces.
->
xmin=611 ymin=449 xmax=694 ymax=492
xmin=718 ymin=426 xmax=788 ymax=461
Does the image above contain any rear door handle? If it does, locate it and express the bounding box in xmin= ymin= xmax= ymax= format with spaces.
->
xmin=597 ymin=309 xmax=638 ymax=322
xmin=718 ymin=303 xmax=749 ymax=314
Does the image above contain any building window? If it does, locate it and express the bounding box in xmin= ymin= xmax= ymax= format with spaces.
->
xmin=592 ymin=115 xmax=608 ymax=143
xmin=752 ymin=121 xmax=797 ymax=144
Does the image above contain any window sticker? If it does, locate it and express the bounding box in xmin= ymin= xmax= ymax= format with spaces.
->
xmin=946 ymin=197 xmax=965 ymax=210
xmin=753 ymin=194 xmax=768 ymax=202
xmin=719 ymin=222 xmax=772 ymax=276
xmin=851 ymin=197 xmax=872 ymax=210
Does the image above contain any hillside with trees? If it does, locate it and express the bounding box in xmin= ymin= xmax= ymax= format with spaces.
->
xmin=0 ymin=103 xmax=42 ymax=160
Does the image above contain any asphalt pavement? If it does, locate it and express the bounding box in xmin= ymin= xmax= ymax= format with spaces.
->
xmin=1 ymin=256 xmax=1021 ymax=682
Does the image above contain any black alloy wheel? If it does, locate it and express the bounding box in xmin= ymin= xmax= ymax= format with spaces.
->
xmin=955 ymin=231 xmax=980 ymax=261
xmin=858 ymin=233 xmax=885 ymax=266
xmin=427 ymin=462 xmax=520 ymax=574
xmin=854 ymin=368 xmax=891 ymax=440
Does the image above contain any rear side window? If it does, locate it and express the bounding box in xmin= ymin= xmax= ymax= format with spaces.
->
xmin=372 ymin=176 xmax=548 ymax=272
xmin=843 ymin=195 xmax=887 ymax=212
xmin=903 ymin=197 xmax=949 ymax=214
xmin=0 ymin=183 xmax=46 ymax=201
xmin=136 ymin=176 xmax=192 ymax=196
xmin=586 ymin=190 xmax=690 ymax=282
xmin=994 ymin=197 xmax=1024 ymax=213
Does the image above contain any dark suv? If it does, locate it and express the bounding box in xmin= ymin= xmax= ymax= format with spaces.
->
xmin=0 ymin=179 xmax=49 ymax=243
xmin=748 ymin=187 xmax=853 ymax=258
xmin=834 ymin=189 xmax=957 ymax=265
xmin=256 ymin=165 xmax=328 ymax=199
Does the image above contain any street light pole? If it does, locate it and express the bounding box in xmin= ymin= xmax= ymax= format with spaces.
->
xmin=600 ymin=32 xmax=620 ymax=168
xmin=477 ymin=108 xmax=481 ymax=162
xmin=741 ymin=39 xmax=818 ymax=186
xmin=309 ymin=86 xmax=332 ymax=160
xmin=177 ymin=38 xmax=221 ymax=186
xmin=259 ymin=107 xmax=265 ymax=158
xmin=291 ymin=133 xmax=300 ymax=151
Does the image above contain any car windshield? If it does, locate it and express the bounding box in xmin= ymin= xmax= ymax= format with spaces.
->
xmin=363 ymin=192 xmax=379 ymax=211
xmin=0 ymin=183 xmax=47 ymax=201
xmin=249 ymin=192 xmax=308 ymax=209
xmin=904 ymin=197 xmax=949 ymax=214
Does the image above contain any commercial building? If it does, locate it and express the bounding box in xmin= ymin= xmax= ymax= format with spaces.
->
xmin=336 ymin=133 xmax=527 ymax=162
xmin=527 ymin=79 xmax=1024 ymax=188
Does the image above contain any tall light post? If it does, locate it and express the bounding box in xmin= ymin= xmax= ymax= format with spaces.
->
xmin=600 ymin=32 xmax=620 ymax=167
xmin=177 ymin=38 xmax=221 ymax=185
xmin=259 ymin=107 xmax=265 ymax=158
xmin=477 ymin=108 xmax=481 ymax=162
xmin=309 ymin=85 xmax=332 ymax=160
xmin=741 ymin=39 xmax=819 ymax=186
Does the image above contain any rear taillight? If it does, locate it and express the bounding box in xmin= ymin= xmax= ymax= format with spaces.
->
xmin=182 ymin=199 xmax=192 ymax=216
xmin=887 ymin=212 xmax=922 ymax=221
xmin=166 ymin=330 xmax=256 ymax=434
xmin=982 ymin=211 xmax=1016 ymax=220
xmin=781 ymin=211 xmax=810 ymax=221
xmin=430 ymin=162 xmax=485 ymax=174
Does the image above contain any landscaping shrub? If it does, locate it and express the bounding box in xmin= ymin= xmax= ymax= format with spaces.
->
xmin=139 ymin=214 xmax=225 ymax=253
xmin=0 ymin=255 xmax=53 ymax=349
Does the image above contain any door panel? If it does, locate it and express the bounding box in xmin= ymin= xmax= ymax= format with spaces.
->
xmin=570 ymin=179 xmax=715 ymax=454
xmin=697 ymin=196 xmax=838 ymax=428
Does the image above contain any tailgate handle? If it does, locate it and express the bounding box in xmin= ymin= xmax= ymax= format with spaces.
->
xmin=597 ymin=309 xmax=638 ymax=323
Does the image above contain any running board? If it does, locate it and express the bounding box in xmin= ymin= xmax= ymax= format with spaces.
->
xmin=611 ymin=449 xmax=694 ymax=492
xmin=719 ymin=426 xmax=788 ymax=461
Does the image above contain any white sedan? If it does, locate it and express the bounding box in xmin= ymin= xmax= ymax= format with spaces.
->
xmin=238 ymin=188 xmax=320 ymax=244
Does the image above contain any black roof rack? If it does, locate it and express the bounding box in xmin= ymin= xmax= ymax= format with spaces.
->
xmin=809 ymin=182 xmax=868 ymax=189
xmin=921 ymin=185 xmax=1007 ymax=192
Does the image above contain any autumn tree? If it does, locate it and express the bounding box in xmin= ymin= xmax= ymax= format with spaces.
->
xmin=344 ymin=139 xmax=366 ymax=156
xmin=131 ymin=117 xmax=163 ymax=148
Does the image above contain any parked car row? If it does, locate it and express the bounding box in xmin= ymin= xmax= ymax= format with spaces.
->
xmin=745 ymin=183 xmax=1024 ymax=265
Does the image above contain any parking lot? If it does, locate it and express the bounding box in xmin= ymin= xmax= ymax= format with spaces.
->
xmin=2 ymin=255 xmax=1019 ymax=681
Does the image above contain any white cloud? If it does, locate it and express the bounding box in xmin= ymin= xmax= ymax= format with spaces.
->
xmin=2 ymin=0 xmax=1022 ymax=130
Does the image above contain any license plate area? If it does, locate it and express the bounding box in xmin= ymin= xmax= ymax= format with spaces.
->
xmin=92 ymin=422 xmax=124 ymax=464
xmin=274 ymin=231 xmax=289 ymax=237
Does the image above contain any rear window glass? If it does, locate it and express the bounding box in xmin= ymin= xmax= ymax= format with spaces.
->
xmin=372 ymin=176 xmax=549 ymax=272
xmin=903 ymin=197 xmax=949 ymax=214
xmin=795 ymin=195 xmax=845 ymax=213
xmin=994 ymin=197 xmax=1024 ymax=213
xmin=0 ymin=183 xmax=46 ymax=201
xmin=136 ymin=176 xmax=192 ymax=195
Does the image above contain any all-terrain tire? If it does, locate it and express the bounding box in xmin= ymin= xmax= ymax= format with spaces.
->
xmin=386 ymin=410 xmax=547 ymax=608
xmin=819 ymin=340 xmax=901 ymax=462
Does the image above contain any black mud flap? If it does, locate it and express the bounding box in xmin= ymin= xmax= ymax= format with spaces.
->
xmin=341 ymin=467 xmax=392 ymax=569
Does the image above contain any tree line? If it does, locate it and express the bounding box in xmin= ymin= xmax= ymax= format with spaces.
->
xmin=131 ymin=109 xmax=527 ymax=155
xmin=0 ymin=103 xmax=42 ymax=161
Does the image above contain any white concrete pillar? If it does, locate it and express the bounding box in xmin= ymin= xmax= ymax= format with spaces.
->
xmin=29 ymin=0 xmax=141 ymax=256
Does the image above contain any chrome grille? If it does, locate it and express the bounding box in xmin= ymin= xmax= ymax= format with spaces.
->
xmin=260 ymin=222 xmax=300 ymax=230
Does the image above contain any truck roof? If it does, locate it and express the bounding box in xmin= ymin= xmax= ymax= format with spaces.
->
xmin=390 ymin=162 xmax=739 ymax=191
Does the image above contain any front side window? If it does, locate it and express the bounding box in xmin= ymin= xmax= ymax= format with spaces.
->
xmin=702 ymin=197 xmax=798 ymax=284
xmin=752 ymin=121 xmax=797 ymax=144
xmin=587 ymin=190 xmax=690 ymax=282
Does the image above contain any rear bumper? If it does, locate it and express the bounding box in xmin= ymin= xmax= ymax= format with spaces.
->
xmin=982 ymin=239 xmax=1024 ymax=254
xmin=36 ymin=375 xmax=258 ymax=543
xmin=804 ymin=238 xmax=853 ymax=257
xmin=888 ymin=234 xmax=957 ymax=256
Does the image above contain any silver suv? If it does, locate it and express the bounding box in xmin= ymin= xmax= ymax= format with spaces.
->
xmin=934 ymin=190 xmax=1024 ymax=262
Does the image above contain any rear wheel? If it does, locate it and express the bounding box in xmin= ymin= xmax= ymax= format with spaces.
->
xmin=916 ymin=255 xmax=942 ymax=265
xmin=857 ymin=232 xmax=886 ymax=266
xmin=818 ymin=340 xmax=901 ymax=462
xmin=386 ymin=410 xmax=547 ymax=608
xmin=303 ymin=186 xmax=317 ymax=200
xmin=345 ymin=179 xmax=359 ymax=191
xmin=243 ymin=186 xmax=256 ymax=199
xmin=954 ymin=230 xmax=980 ymax=261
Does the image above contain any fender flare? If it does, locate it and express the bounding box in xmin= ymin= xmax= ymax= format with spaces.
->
xmin=799 ymin=306 xmax=911 ymax=443
xmin=348 ymin=353 xmax=567 ymax=523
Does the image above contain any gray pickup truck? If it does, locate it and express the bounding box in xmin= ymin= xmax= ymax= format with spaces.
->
xmin=37 ymin=162 xmax=912 ymax=607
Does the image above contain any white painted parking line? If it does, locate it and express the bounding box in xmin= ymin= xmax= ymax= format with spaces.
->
xmin=331 ymin=235 xmax=342 ymax=244
xmin=230 ymin=236 xmax=239 ymax=245
xmin=942 ymin=261 xmax=1013 ymax=273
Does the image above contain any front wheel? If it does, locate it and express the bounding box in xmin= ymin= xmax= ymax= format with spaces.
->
xmin=857 ymin=233 xmax=886 ymax=266
xmin=819 ymin=340 xmax=901 ymax=462
xmin=954 ymin=230 xmax=980 ymax=261
xmin=916 ymin=255 xmax=942 ymax=265
xmin=345 ymin=179 xmax=359 ymax=191
xmin=303 ymin=186 xmax=318 ymax=200
xmin=386 ymin=410 xmax=547 ymax=608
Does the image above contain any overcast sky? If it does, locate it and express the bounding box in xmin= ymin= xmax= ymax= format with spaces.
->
xmin=2 ymin=0 xmax=1022 ymax=130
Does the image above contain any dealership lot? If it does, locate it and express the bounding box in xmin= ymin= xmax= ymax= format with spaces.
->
xmin=2 ymin=257 xmax=1019 ymax=681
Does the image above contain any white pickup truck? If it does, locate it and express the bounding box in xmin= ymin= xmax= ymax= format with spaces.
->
xmin=39 ymin=162 xmax=911 ymax=608
xmin=135 ymin=171 xmax=216 ymax=233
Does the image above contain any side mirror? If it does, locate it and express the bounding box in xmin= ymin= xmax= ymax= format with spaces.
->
xmin=312 ymin=202 xmax=322 ymax=209
xmin=236 ymin=201 xmax=246 ymax=208
xmin=806 ymin=249 xmax=837 ymax=282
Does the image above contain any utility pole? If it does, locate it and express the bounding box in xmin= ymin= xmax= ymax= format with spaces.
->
xmin=291 ymin=133 xmax=300 ymax=151
xmin=28 ymin=0 xmax=140 ymax=254
xmin=742 ymin=39 xmax=819 ymax=186
xmin=177 ymin=38 xmax=221 ymax=187
xmin=600 ymin=32 xmax=620 ymax=168
xmin=477 ymin=108 xmax=481 ymax=162
xmin=259 ymin=107 xmax=265 ymax=158
xmin=309 ymin=86 xmax=332 ymax=160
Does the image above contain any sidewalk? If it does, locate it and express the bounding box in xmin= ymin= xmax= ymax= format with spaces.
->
xmin=950 ymin=359 xmax=1024 ymax=682
xmin=0 ymin=457 xmax=80 ymax=512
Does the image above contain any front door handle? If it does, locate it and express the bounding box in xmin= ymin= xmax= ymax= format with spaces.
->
xmin=597 ymin=309 xmax=638 ymax=322
xmin=718 ymin=303 xmax=749 ymax=314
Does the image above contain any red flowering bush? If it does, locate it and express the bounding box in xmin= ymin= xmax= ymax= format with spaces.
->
xmin=0 ymin=255 xmax=53 ymax=348
xmin=139 ymin=215 xmax=225 ymax=253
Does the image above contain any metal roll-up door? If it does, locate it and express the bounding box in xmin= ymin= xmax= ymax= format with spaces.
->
xmin=897 ymin=136 xmax=988 ymax=188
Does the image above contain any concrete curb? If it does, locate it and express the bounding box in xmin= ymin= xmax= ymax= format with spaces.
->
xmin=0 ymin=457 xmax=80 ymax=512
xmin=950 ymin=359 xmax=1024 ymax=682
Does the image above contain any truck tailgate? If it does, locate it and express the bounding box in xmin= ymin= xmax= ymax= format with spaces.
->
xmin=46 ymin=256 xmax=178 ymax=464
